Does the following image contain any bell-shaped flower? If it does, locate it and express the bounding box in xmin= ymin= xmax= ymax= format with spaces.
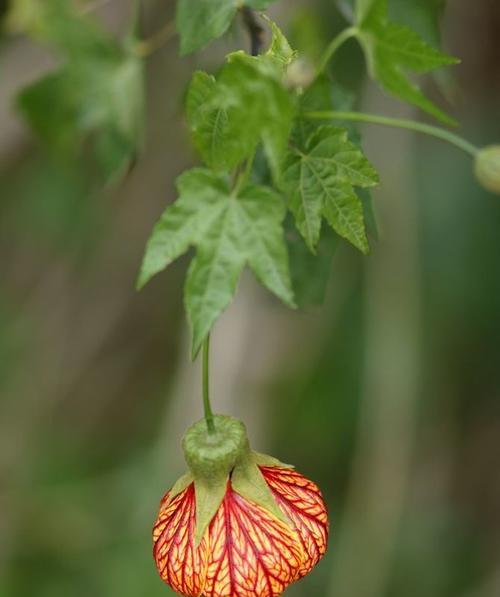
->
xmin=153 ymin=416 xmax=328 ymax=597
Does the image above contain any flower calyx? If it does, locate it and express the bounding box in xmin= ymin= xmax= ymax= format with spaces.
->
xmin=170 ymin=414 xmax=293 ymax=544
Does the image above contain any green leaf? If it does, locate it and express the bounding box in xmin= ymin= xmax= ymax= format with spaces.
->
xmin=355 ymin=0 xmax=459 ymax=124
xmin=176 ymin=0 xmax=279 ymax=55
xmin=388 ymin=0 xmax=446 ymax=47
xmin=263 ymin=17 xmax=297 ymax=69
xmin=217 ymin=52 xmax=295 ymax=179
xmin=187 ymin=51 xmax=295 ymax=178
xmin=7 ymin=0 xmax=114 ymax=57
xmin=176 ymin=0 xmax=237 ymax=56
xmin=13 ymin=0 xmax=143 ymax=182
xmin=186 ymin=71 xmax=247 ymax=171
xmin=17 ymin=48 xmax=143 ymax=182
xmin=138 ymin=169 xmax=294 ymax=355
xmin=287 ymin=219 xmax=339 ymax=307
xmin=282 ymin=126 xmax=378 ymax=254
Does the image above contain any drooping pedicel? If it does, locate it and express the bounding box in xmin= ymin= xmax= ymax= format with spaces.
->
xmin=153 ymin=416 xmax=329 ymax=597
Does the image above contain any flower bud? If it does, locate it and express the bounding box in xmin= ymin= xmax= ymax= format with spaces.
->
xmin=153 ymin=415 xmax=329 ymax=597
xmin=475 ymin=145 xmax=500 ymax=194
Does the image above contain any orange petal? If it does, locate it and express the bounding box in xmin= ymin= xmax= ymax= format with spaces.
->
xmin=261 ymin=466 xmax=329 ymax=577
xmin=204 ymin=483 xmax=305 ymax=597
xmin=153 ymin=484 xmax=209 ymax=596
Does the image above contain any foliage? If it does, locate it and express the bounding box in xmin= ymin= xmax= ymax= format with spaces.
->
xmin=5 ymin=0 xmax=462 ymax=353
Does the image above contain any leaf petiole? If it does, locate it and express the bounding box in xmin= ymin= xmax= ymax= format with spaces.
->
xmin=316 ymin=27 xmax=358 ymax=75
xmin=304 ymin=111 xmax=479 ymax=157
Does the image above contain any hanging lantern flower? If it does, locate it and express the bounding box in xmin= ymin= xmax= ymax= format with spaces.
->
xmin=153 ymin=415 xmax=329 ymax=597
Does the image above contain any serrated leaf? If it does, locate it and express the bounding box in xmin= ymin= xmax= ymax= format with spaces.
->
xmin=283 ymin=126 xmax=378 ymax=253
xmin=138 ymin=169 xmax=294 ymax=355
xmin=188 ymin=52 xmax=295 ymax=178
xmin=219 ymin=53 xmax=295 ymax=180
xmin=186 ymin=71 xmax=246 ymax=170
xmin=263 ymin=17 xmax=297 ymax=69
xmin=176 ymin=0 xmax=279 ymax=55
xmin=355 ymin=0 xmax=458 ymax=124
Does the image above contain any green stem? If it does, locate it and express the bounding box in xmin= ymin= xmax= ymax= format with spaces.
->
xmin=317 ymin=27 xmax=358 ymax=75
xmin=305 ymin=110 xmax=479 ymax=157
xmin=202 ymin=334 xmax=216 ymax=434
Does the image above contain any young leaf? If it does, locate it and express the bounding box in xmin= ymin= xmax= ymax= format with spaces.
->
xmin=282 ymin=126 xmax=379 ymax=254
xmin=176 ymin=0 xmax=279 ymax=56
xmin=186 ymin=50 xmax=295 ymax=178
xmin=186 ymin=71 xmax=247 ymax=171
xmin=216 ymin=52 xmax=295 ymax=179
xmin=263 ymin=17 xmax=297 ymax=69
xmin=138 ymin=169 xmax=295 ymax=356
xmin=354 ymin=0 xmax=459 ymax=125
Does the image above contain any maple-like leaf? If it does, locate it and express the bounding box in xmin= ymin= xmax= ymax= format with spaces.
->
xmin=354 ymin=0 xmax=459 ymax=125
xmin=186 ymin=23 xmax=296 ymax=177
xmin=138 ymin=169 xmax=294 ymax=356
xmin=282 ymin=126 xmax=379 ymax=254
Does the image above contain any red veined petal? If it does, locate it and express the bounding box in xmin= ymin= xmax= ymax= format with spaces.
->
xmin=260 ymin=466 xmax=329 ymax=577
xmin=153 ymin=484 xmax=209 ymax=596
xmin=203 ymin=483 xmax=305 ymax=597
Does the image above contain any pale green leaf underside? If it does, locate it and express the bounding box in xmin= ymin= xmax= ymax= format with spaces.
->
xmin=138 ymin=169 xmax=294 ymax=356
xmin=355 ymin=0 xmax=459 ymax=125
xmin=283 ymin=126 xmax=378 ymax=254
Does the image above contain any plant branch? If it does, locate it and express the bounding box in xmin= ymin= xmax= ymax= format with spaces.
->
xmin=241 ymin=7 xmax=265 ymax=56
xmin=305 ymin=110 xmax=479 ymax=157
xmin=135 ymin=19 xmax=176 ymax=57
xmin=202 ymin=334 xmax=216 ymax=434
xmin=317 ymin=27 xmax=358 ymax=74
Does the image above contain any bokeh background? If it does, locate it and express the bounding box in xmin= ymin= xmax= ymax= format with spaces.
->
xmin=1 ymin=1 xmax=500 ymax=596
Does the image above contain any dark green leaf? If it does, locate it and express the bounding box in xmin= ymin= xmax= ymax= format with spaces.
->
xmin=138 ymin=169 xmax=294 ymax=355
xmin=286 ymin=218 xmax=339 ymax=307
xmin=354 ymin=0 xmax=458 ymax=124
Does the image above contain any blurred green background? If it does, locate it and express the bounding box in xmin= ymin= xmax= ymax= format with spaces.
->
xmin=1 ymin=1 xmax=500 ymax=596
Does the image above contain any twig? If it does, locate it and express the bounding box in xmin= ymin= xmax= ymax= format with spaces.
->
xmin=241 ymin=7 xmax=265 ymax=56
xmin=135 ymin=19 xmax=176 ymax=57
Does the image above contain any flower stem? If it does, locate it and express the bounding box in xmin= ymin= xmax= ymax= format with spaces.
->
xmin=316 ymin=27 xmax=358 ymax=75
xmin=305 ymin=110 xmax=479 ymax=157
xmin=202 ymin=334 xmax=216 ymax=434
